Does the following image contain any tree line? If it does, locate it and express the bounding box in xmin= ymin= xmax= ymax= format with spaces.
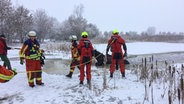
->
xmin=1 ymin=0 xmax=184 ymax=43
xmin=0 ymin=0 xmax=100 ymax=43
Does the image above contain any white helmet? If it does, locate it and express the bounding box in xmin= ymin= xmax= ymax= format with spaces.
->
xmin=69 ymin=35 xmax=77 ymax=41
xmin=28 ymin=31 xmax=36 ymax=37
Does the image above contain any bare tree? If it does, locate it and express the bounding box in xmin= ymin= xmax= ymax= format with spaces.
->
xmin=46 ymin=17 xmax=60 ymax=41
xmin=58 ymin=4 xmax=99 ymax=41
xmin=86 ymin=23 xmax=99 ymax=39
xmin=33 ymin=9 xmax=54 ymax=42
xmin=0 ymin=0 xmax=12 ymax=38
xmin=68 ymin=4 xmax=87 ymax=39
xmin=146 ymin=26 xmax=156 ymax=35
xmin=13 ymin=5 xmax=33 ymax=43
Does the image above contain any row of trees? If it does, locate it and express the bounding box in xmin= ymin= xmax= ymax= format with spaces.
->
xmin=0 ymin=0 xmax=100 ymax=43
xmin=1 ymin=0 xmax=184 ymax=43
xmin=91 ymin=29 xmax=184 ymax=43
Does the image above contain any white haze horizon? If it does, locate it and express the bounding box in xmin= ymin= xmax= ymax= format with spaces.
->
xmin=12 ymin=0 xmax=184 ymax=33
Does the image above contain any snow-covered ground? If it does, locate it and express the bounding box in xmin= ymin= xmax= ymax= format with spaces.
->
xmin=1 ymin=42 xmax=184 ymax=104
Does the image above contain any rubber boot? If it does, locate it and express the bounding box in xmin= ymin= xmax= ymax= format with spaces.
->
xmin=87 ymin=80 xmax=92 ymax=90
xmin=29 ymin=85 xmax=35 ymax=88
xmin=36 ymin=82 xmax=44 ymax=86
xmin=87 ymin=80 xmax=91 ymax=85
xmin=66 ymin=72 xmax=73 ymax=78
xmin=77 ymin=66 xmax=80 ymax=70
xmin=122 ymin=72 xmax=125 ymax=77
xmin=79 ymin=81 xmax=83 ymax=85
xmin=110 ymin=73 xmax=113 ymax=78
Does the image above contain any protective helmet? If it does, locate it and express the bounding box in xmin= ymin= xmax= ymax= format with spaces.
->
xmin=112 ymin=29 xmax=119 ymax=35
xmin=28 ymin=31 xmax=36 ymax=37
xmin=81 ymin=31 xmax=88 ymax=37
xmin=69 ymin=35 xmax=77 ymax=40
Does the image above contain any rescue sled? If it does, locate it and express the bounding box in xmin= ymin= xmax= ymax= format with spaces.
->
xmin=0 ymin=65 xmax=16 ymax=83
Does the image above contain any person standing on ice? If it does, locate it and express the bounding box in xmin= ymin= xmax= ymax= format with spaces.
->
xmin=19 ymin=31 xmax=44 ymax=88
xmin=106 ymin=29 xmax=127 ymax=78
xmin=77 ymin=31 xmax=94 ymax=85
xmin=66 ymin=35 xmax=80 ymax=78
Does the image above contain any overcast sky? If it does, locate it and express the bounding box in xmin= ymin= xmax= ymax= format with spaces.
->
xmin=12 ymin=0 xmax=184 ymax=33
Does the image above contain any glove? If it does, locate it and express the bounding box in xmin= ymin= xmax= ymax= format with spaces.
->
xmin=20 ymin=59 xmax=24 ymax=65
xmin=72 ymin=58 xmax=78 ymax=63
xmin=124 ymin=52 xmax=127 ymax=57
xmin=41 ymin=49 xmax=45 ymax=53
xmin=105 ymin=52 xmax=108 ymax=61
xmin=7 ymin=47 xmax=12 ymax=50
xmin=106 ymin=51 xmax=108 ymax=57
xmin=40 ymin=56 xmax=45 ymax=66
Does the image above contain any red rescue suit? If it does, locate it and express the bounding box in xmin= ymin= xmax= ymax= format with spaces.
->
xmin=107 ymin=35 xmax=127 ymax=74
xmin=78 ymin=37 xmax=94 ymax=82
xmin=19 ymin=39 xmax=43 ymax=86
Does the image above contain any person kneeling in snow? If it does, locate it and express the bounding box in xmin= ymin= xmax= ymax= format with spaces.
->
xmin=19 ymin=31 xmax=44 ymax=88
xmin=66 ymin=35 xmax=80 ymax=78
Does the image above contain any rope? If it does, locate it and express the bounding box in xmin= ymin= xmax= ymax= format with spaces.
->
xmin=16 ymin=40 xmax=116 ymax=74
xmin=69 ymin=40 xmax=115 ymax=69
xmin=16 ymin=70 xmax=43 ymax=73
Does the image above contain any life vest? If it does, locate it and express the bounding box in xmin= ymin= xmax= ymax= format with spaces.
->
xmin=23 ymin=39 xmax=41 ymax=60
xmin=78 ymin=38 xmax=93 ymax=57
xmin=0 ymin=65 xmax=15 ymax=83
xmin=71 ymin=42 xmax=80 ymax=61
xmin=108 ymin=35 xmax=125 ymax=53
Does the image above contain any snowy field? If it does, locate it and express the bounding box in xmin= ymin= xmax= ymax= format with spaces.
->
xmin=1 ymin=42 xmax=184 ymax=104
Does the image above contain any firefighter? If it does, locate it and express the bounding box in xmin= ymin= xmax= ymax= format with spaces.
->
xmin=78 ymin=31 xmax=94 ymax=85
xmin=106 ymin=29 xmax=127 ymax=78
xmin=66 ymin=35 xmax=80 ymax=78
xmin=19 ymin=31 xmax=44 ymax=87
xmin=0 ymin=34 xmax=13 ymax=70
